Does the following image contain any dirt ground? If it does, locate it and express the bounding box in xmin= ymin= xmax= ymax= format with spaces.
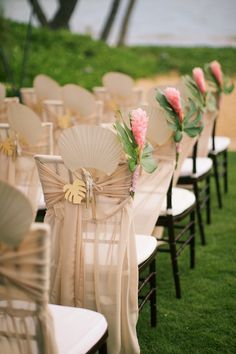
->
xmin=135 ymin=72 xmax=236 ymax=151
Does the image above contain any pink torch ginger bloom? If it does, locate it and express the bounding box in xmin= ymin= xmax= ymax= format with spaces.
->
xmin=210 ymin=60 xmax=223 ymax=86
xmin=130 ymin=108 xmax=149 ymax=148
xmin=192 ymin=67 xmax=207 ymax=94
xmin=164 ymin=87 xmax=184 ymax=123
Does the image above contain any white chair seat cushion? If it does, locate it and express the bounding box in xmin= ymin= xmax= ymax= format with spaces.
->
xmin=135 ymin=234 xmax=158 ymax=265
xmin=180 ymin=157 xmax=212 ymax=178
xmin=208 ymin=136 xmax=231 ymax=154
xmin=160 ymin=187 xmax=196 ymax=216
xmin=49 ymin=304 xmax=108 ymax=354
xmin=38 ymin=189 xmax=46 ymax=210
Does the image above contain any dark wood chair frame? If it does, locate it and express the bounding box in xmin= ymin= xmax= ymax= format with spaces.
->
xmin=208 ymin=119 xmax=229 ymax=209
xmin=156 ymin=178 xmax=196 ymax=299
xmin=88 ymin=329 xmax=109 ymax=354
xmin=177 ymin=142 xmax=212 ymax=246
xmin=138 ymin=245 xmax=158 ymax=327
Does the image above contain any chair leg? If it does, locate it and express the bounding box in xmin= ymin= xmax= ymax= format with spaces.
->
xmin=99 ymin=342 xmax=108 ymax=354
xmin=149 ymin=259 xmax=157 ymax=327
xmin=167 ymin=217 xmax=181 ymax=299
xmin=190 ymin=210 xmax=195 ymax=269
xmin=212 ymin=154 xmax=223 ymax=208
xmin=206 ymin=175 xmax=211 ymax=224
xmin=223 ymin=150 xmax=228 ymax=194
xmin=193 ymin=181 xmax=206 ymax=245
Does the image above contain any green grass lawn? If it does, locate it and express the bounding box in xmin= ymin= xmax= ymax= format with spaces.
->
xmin=138 ymin=152 xmax=236 ymax=353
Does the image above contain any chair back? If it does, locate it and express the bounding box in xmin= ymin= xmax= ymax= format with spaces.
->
xmin=0 ymin=103 xmax=53 ymax=211
xmin=196 ymin=110 xmax=217 ymax=157
xmin=99 ymin=72 xmax=142 ymax=122
xmin=0 ymin=180 xmax=57 ymax=354
xmin=35 ymin=125 xmax=140 ymax=354
xmin=0 ymin=96 xmax=20 ymax=123
xmin=62 ymin=84 xmax=102 ymax=124
xmin=20 ymin=87 xmax=42 ymax=117
xmin=34 ymin=74 xmax=61 ymax=103
xmin=146 ymin=85 xmax=200 ymax=185
xmin=103 ymin=71 xmax=134 ymax=97
xmin=133 ymin=104 xmax=176 ymax=234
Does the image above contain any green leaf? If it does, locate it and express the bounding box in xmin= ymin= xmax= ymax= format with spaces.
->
xmin=206 ymin=92 xmax=217 ymax=112
xmin=184 ymin=126 xmax=203 ymax=137
xmin=129 ymin=160 xmax=137 ymax=172
xmin=141 ymin=155 xmax=157 ymax=173
xmin=183 ymin=99 xmax=197 ymax=124
xmin=223 ymin=79 xmax=234 ymax=94
xmin=114 ymin=121 xmax=136 ymax=159
xmin=142 ymin=142 xmax=153 ymax=157
xmin=185 ymin=110 xmax=202 ymax=129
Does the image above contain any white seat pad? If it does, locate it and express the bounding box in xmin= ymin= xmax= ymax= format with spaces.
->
xmin=49 ymin=304 xmax=108 ymax=354
xmin=38 ymin=188 xmax=46 ymax=210
xmin=180 ymin=157 xmax=212 ymax=178
xmin=208 ymin=136 xmax=231 ymax=153
xmin=160 ymin=187 xmax=195 ymax=216
xmin=135 ymin=234 xmax=158 ymax=265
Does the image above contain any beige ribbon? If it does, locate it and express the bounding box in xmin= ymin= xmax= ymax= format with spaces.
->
xmin=0 ymin=232 xmax=58 ymax=354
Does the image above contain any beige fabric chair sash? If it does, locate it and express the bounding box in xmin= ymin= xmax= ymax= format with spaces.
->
xmin=134 ymin=138 xmax=176 ymax=234
xmin=0 ymin=224 xmax=58 ymax=354
xmin=197 ymin=110 xmax=217 ymax=157
xmin=0 ymin=124 xmax=52 ymax=212
xmin=172 ymin=133 xmax=198 ymax=186
xmin=36 ymin=159 xmax=140 ymax=354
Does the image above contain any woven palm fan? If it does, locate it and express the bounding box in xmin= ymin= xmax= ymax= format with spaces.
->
xmin=62 ymin=84 xmax=97 ymax=117
xmin=146 ymin=104 xmax=173 ymax=146
xmin=7 ymin=103 xmax=42 ymax=145
xmin=34 ymin=74 xmax=61 ymax=101
xmin=0 ymin=180 xmax=33 ymax=246
xmin=102 ymin=72 xmax=134 ymax=97
xmin=58 ymin=125 xmax=122 ymax=175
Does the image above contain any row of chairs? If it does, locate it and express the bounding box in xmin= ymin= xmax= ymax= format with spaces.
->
xmin=1 ymin=71 xmax=230 ymax=212
xmin=0 ymin=68 xmax=232 ymax=352
xmin=0 ymin=95 xmax=195 ymax=352
xmin=0 ymin=71 xmax=230 ymax=299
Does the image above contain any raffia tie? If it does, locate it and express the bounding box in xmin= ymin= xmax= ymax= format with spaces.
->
xmin=0 ymin=231 xmax=58 ymax=354
xmin=37 ymin=161 xmax=132 ymax=221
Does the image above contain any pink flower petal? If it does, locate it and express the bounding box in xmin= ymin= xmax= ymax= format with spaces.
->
xmin=163 ymin=87 xmax=184 ymax=123
xmin=192 ymin=67 xmax=206 ymax=94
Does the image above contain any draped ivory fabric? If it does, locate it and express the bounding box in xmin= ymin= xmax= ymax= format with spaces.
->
xmin=172 ymin=133 xmax=198 ymax=186
xmin=133 ymin=138 xmax=176 ymax=235
xmin=36 ymin=158 xmax=140 ymax=354
xmin=0 ymin=223 xmax=58 ymax=354
xmin=0 ymin=123 xmax=53 ymax=213
xmin=197 ymin=110 xmax=217 ymax=157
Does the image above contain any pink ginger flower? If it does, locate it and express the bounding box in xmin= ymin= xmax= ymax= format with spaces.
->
xmin=130 ymin=108 xmax=149 ymax=148
xmin=130 ymin=165 xmax=141 ymax=193
xmin=210 ymin=60 xmax=223 ymax=86
xmin=164 ymin=87 xmax=184 ymax=123
xmin=192 ymin=67 xmax=207 ymax=94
